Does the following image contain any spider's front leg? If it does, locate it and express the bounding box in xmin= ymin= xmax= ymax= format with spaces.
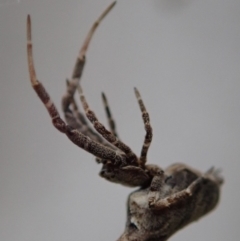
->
xmin=62 ymin=2 xmax=117 ymax=146
xmin=26 ymin=2 xmax=127 ymax=166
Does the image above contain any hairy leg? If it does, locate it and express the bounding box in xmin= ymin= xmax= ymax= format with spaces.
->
xmin=148 ymin=175 xmax=205 ymax=211
xmin=26 ymin=3 xmax=126 ymax=165
xmin=134 ymin=88 xmax=153 ymax=167
xmin=61 ymin=1 xmax=116 ymax=140
xmin=101 ymin=92 xmax=119 ymax=138
xmin=78 ymin=85 xmax=139 ymax=165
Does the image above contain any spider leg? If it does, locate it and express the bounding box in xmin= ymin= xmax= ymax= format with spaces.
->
xmin=78 ymin=85 xmax=139 ymax=165
xmin=61 ymin=1 xmax=116 ymax=138
xmin=65 ymin=79 xmax=109 ymax=145
xmin=66 ymin=81 xmax=115 ymax=164
xmin=27 ymin=13 xmax=126 ymax=166
xmin=70 ymin=1 xmax=116 ymax=83
xmin=144 ymin=165 xmax=165 ymax=205
xmin=149 ymin=176 xmax=205 ymax=211
xmin=101 ymin=92 xmax=119 ymax=138
xmin=134 ymin=87 xmax=153 ymax=167
xmin=95 ymin=92 xmax=121 ymax=164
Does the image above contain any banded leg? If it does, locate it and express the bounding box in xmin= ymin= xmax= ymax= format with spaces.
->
xmin=134 ymin=87 xmax=153 ymax=167
xmin=78 ymin=85 xmax=138 ymax=165
xmin=66 ymin=82 xmax=116 ymax=164
xmin=65 ymin=79 xmax=108 ymax=145
xmin=73 ymin=1 xmax=116 ymax=79
xmin=101 ymin=92 xmax=119 ymax=138
xmin=62 ymin=1 xmax=116 ymax=127
xmin=148 ymin=176 xmax=162 ymax=205
xmin=27 ymin=11 xmax=126 ymax=165
xmin=96 ymin=92 xmax=120 ymax=164
xmin=149 ymin=176 xmax=204 ymax=211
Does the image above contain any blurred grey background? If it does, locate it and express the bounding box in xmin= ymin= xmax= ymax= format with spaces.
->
xmin=0 ymin=0 xmax=240 ymax=240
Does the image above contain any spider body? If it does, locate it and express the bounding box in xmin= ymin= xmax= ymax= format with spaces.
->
xmin=26 ymin=2 xmax=223 ymax=241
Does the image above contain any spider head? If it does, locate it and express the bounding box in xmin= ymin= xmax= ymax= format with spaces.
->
xmin=99 ymin=163 xmax=151 ymax=187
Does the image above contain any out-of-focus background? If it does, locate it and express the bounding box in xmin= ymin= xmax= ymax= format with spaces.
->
xmin=1 ymin=0 xmax=239 ymax=240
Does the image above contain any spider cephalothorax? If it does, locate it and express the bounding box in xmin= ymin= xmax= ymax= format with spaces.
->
xmin=27 ymin=2 xmax=223 ymax=241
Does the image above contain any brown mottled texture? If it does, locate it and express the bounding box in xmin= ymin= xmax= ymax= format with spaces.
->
xmin=27 ymin=2 xmax=223 ymax=241
xmin=26 ymin=2 xmax=126 ymax=164
xmin=134 ymin=87 xmax=153 ymax=167
xmin=78 ymin=85 xmax=138 ymax=165
xmin=101 ymin=92 xmax=119 ymax=138
xmin=63 ymin=77 xmax=109 ymax=148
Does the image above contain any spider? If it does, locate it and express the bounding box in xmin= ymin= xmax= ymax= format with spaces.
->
xmin=27 ymin=2 xmax=223 ymax=241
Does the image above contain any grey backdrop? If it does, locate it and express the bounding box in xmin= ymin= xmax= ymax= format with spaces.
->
xmin=1 ymin=0 xmax=240 ymax=240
